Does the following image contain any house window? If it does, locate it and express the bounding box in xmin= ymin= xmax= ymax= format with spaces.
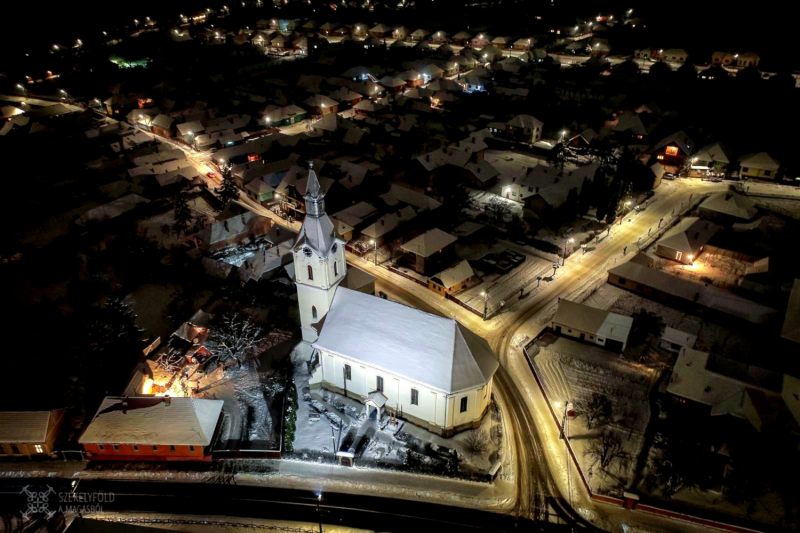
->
xmin=133 ymin=445 xmax=139 ymax=452
xmin=189 ymin=446 xmax=195 ymax=452
xmin=307 ymin=265 xmax=314 ymax=281
xmin=665 ymin=146 xmax=679 ymax=156
xmin=460 ymin=397 xmax=468 ymax=413
xmin=334 ymin=261 xmax=338 ymax=276
xmin=11 ymin=444 xmax=20 ymax=454
xmin=98 ymin=445 xmax=105 ymax=451
xmin=312 ymin=306 xmax=317 ymax=320
xmin=618 ymin=277 xmax=627 ymax=285
xmin=113 ymin=444 xmax=119 ymax=451
xmin=152 ymin=446 xmax=159 ymax=451
xmin=170 ymin=445 xmax=176 ymax=452
xmin=345 ymin=364 xmax=352 ymax=380
xmin=656 ymin=155 xmax=664 ymax=160
xmin=34 ymin=445 xmax=44 ymax=454
xmin=742 ymin=167 xmax=749 ymax=172
xmin=764 ymin=170 xmax=771 ymax=177
xmin=376 ymin=376 xmax=384 ymax=392
xmin=411 ymin=388 xmax=419 ymax=405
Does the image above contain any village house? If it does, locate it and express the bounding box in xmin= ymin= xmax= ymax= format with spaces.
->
xmin=661 ymin=48 xmax=688 ymax=63
xmin=0 ymin=410 xmax=66 ymax=458
xmin=245 ymin=179 xmax=276 ymax=207
xmin=451 ymin=31 xmax=472 ymax=45
xmin=737 ymin=51 xmax=760 ymax=68
xmin=471 ymin=33 xmax=493 ymax=48
xmin=201 ymin=210 xmax=273 ymax=252
xmin=369 ymin=23 xmax=391 ymax=39
xmin=699 ymin=192 xmax=758 ymax=222
xmin=428 ymin=260 xmax=474 ymax=295
xmin=655 ymin=217 xmax=719 ymax=264
xmin=739 ymin=152 xmax=780 ymax=180
xmin=712 ymin=52 xmax=736 ymax=66
xmin=410 ymin=28 xmax=430 ymax=42
xmin=552 ymin=300 xmax=633 ymax=352
xmin=651 ymin=131 xmax=694 ymax=168
xmin=309 ymin=288 xmax=498 ymax=437
xmin=392 ymin=26 xmax=409 ymax=40
xmin=400 ymin=228 xmax=457 ymax=276
xmin=690 ymin=142 xmax=732 ymax=177
xmin=505 ymin=114 xmax=544 ymax=143
xmin=79 ymin=396 xmax=224 ymax=461
xmin=431 ymin=30 xmax=449 ymax=44
xmin=304 ymin=94 xmax=338 ymax=116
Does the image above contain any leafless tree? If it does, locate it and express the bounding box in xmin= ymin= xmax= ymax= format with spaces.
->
xmin=205 ymin=313 xmax=263 ymax=367
xmin=573 ymin=392 xmax=612 ymax=429
xmin=463 ymin=430 xmax=490 ymax=457
xmin=584 ymin=431 xmax=630 ymax=472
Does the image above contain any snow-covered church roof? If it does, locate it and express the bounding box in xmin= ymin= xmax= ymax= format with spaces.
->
xmin=314 ymin=288 xmax=498 ymax=394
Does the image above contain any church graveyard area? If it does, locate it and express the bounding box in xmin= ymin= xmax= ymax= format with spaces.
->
xmin=290 ymin=359 xmax=505 ymax=482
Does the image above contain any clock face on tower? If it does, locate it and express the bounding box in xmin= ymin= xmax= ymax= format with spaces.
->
xmin=331 ymin=243 xmax=338 ymax=254
xmin=303 ymin=247 xmax=313 ymax=257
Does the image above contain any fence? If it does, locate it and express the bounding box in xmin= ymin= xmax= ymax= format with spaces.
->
xmin=445 ymin=292 xmax=484 ymax=318
xmin=521 ymin=338 xmax=770 ymax=533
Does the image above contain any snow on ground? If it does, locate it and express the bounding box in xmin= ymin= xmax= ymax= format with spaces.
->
xmin=532 ymin=334 xmax=656 ymax=496
xmin=292 ymin=355 xmax=505 ymax=479
xmin=84 ymin=513 xmax=369 ymax=533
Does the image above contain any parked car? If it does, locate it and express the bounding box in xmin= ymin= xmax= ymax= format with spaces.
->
xmin=663 ymin=172 xmax=676 ymax=180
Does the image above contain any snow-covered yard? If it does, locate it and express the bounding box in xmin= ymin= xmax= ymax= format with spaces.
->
xmin=291 ymin=352 xmax=505 ymax=481
xmin=532 ymin=334 xmax=657 ymax=497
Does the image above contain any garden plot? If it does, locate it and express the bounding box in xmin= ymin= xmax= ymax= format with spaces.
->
xmin=533 ymin=334 xmax=656 ymax=495
xmin=291 ymin=358 xmax=504 ymax=480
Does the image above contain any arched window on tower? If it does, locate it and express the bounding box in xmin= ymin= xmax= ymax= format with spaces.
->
xmin=334 ymin=261 xmax=338 ymax=276
xmin=312 ymin=306 xmax=317 ymax=320
xmin=307 ymin=265 xmax=313 ymax=281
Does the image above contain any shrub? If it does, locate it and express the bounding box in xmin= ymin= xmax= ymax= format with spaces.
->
xmin=463 ymin=430 xmax=490 ymax=457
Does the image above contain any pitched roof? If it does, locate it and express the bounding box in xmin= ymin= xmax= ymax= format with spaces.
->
xmin=506 ymin=114 xmax=543 ymax=129
xmin=693 ymin=142 xmax=730 ymax=165
xmin=400 ymin=228 xmax=457 ymax=257
xmin=553 ymin=300 xmax=632 ymax=344
xmin=653 ymin=131 xmax=694 ymax=155
xmin=293 ymin=169 xmax=338 ymax=255
xmin=656 ymin=217 xmax=719 ymax=254
xmin=431 ymin=260 xmax=474 ymax=289
xmin=700 ymin=192 xmax=757 ymax=220
xmin=79 ymin=397 xmax=223 ymax=446
xmin=304 ymin=94 xmax=338 ymax=108
xmin=739 ymin=152 xmax=780 ymax=171
xmin=314 ymin=288 xmax=498 ymax=394
xmin=0 ymin=411 xmax=56 ymax=443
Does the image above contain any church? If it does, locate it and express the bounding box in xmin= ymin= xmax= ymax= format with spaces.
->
xmin=294 ymin=165 xmax=499 ymax=437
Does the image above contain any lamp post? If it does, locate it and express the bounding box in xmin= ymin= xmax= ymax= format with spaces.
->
xmin=480 ymin=290 xmax=489 ymax=320
xmin=369 ymin=239 xmax=377 ymax=265
xmin=555 ymin=401 xmax=569 ymax=439
xmin=562 ymin=237 xmax=574 ymax=265
xmin=316 ymin=493 xmax=323 ymax=533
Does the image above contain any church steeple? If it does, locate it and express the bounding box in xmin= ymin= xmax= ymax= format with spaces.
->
xmin=304 ymin=162 xmax=325 ymax=218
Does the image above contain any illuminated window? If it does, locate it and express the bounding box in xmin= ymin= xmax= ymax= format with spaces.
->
xmin=665 ymin=146 xmax=679 ymax=156
xmin=657 ymin=155 xmax=664 ymax=160
xmin=34 ymin=445 xmax=44 ymax=454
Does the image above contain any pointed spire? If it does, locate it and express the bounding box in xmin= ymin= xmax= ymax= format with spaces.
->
xmin=305 ymin=161 xmax=322 ymax=199
xmin=303 ymin=161 xmax=325 ymax=218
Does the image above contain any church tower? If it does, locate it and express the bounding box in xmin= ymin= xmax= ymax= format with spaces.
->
xmin=292 ymin=163 xmax=347 ymax=343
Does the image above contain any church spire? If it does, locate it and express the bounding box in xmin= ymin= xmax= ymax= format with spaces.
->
xmin=304 ymin=161 xmax=325 ymax=218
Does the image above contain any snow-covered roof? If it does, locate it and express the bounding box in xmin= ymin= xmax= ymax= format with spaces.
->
xmin=304 ymin=94 xmax=338 ymax=108
xmin=0 ymin=411 xmax=55 ymax=443
xmin=430 ymin=260 xmax=473 ymax=289
xmin=79 ymin=397 xmax=223 ymax=446
xmin=656 ymin=217 xmax=719 ymax=254
xmin=380 ymin=184 xmax=441 ymax=211
xmin=609 ymin=261 xmax=777 ymax=325
xmin=739 ymin=152 xmax=780 ymax=171
xmin=700 ymin=192 xmax=757 ymax=220
xmin=366 ymin=391 xmax=388 ymax=407
xmin=661 ymin=327 xmax=697 ymax=350
xmin=400 ymin=228 xmax=457 ymax=257
xmin=693 ymin=142 xmax=730 ymax=165
xmin=552 ymin=300 xmax=632 ymax=345
xmin=613 ymin=113 xmax=647 ymax=136
xmin=653 ymin=131 xmax=693 ymax=155
xmin=506 ymin=114 xmax=543 ymax=129
xmin=314 ymin=288 xmax=498 ymax=394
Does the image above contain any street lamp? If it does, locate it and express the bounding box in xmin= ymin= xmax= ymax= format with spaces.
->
xmin=369 ymin=239 xmax=377 ymax=265
xmin=562 ymin=237 xmax=574 ymax=265
xmin=480 ymin=290 xmax=489 ymax=320
xmin=316 ymin=493 xmax=323 ymax=533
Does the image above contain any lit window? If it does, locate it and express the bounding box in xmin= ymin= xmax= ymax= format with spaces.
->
xmin=657 ymin=155 xmax=664 ymax=160
xmin=34 ymin=445 xmax=44 ymax=454
xmin=665 ymin=146 xmax=679 ymax=156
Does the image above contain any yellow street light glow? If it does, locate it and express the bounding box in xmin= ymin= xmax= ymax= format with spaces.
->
xmin=568 ymin=237 xmax=575 ymax=244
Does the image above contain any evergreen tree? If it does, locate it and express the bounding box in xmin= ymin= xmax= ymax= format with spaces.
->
xmin=216 ymin=174 xmax=240 ymax=208
xmin=173 ymin=191 xmax=194 ymax=236
xmin=578 ymin=177 xmax=592 ymax=215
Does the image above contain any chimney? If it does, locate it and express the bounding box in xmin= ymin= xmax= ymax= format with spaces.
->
xmin=164 ymin=396 xmax=171 ymax=406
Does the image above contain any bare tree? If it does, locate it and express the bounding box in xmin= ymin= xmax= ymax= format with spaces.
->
xmin=463 ymin=430 xmax=490 ymax=457
xmin=573 ymin=392 xmax=612 ymax=430
xmin=205 ymin=313 xmax=263 ymax=367
xmin=584 ymin=431 xmax=630 ymax=472
xmin=485 ymin=198 xmax=512 ymax=225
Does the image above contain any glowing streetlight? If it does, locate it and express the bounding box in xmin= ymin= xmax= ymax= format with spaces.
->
xmin=369 ymin=239 xmax=377 ymax=265
xmin=562 ymin=237 xmax=574 ymax=265
xmin=480 ymin=291 xmax=490 ymax=320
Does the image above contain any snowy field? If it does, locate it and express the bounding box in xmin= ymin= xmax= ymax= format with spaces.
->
xmin=292 ymin=357 xmax=505 ymax=480
xmin=532 ymin=335 xmax=656 ymax=497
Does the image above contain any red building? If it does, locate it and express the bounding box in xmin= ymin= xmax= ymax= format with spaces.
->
xmin=651 ymin=131 xmax=694 ymax=168
xmin=79 ymin=396 xmax=224 ymax=461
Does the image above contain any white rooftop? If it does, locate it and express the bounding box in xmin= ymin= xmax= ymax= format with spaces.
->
xmin=0 ymin=411 xmax=54 ymax=443
xmin=314 ymin=288 xmax=498 ymax=394
xmin=552 ymin=300 xmax=632 ymax=344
